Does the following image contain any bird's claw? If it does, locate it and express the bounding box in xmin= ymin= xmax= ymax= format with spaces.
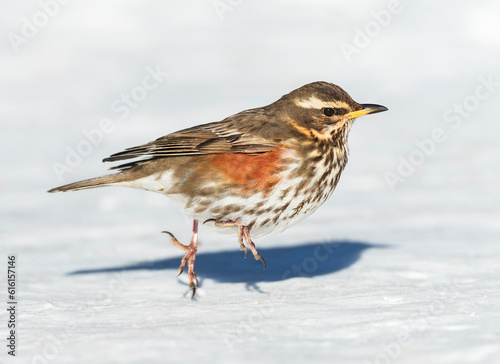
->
xmin=163 ymin=225 xmax=199 ymax=299
xmin=162 ymin=231 xmax=175 ymax=240
xmin=256 ymin=254 xmax=266 ymax=270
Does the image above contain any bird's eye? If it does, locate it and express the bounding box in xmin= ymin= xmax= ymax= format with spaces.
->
xmin=323 ymin=108 xmax=335 ymax=117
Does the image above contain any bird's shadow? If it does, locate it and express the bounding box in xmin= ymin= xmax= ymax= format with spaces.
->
xmin=68 ymin=241 xmax=384 ymax=291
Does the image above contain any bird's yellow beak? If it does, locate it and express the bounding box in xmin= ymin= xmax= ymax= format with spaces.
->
xmin=345 ymin=104 xmax=388 ymax=119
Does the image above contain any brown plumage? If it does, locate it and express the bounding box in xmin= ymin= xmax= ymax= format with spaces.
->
xmin=49 ymin=81 xmax=387 ymax=298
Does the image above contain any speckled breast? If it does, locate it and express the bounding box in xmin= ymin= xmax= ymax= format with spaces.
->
xmin=175 ymin=140 xmax=349 ymax=237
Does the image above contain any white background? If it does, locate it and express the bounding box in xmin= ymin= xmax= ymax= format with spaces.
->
xmin=1 ymin=1 xmax=499 ymax=363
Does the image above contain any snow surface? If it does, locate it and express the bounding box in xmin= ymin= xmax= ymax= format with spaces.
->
xmin=1 ymin=1 xmax=500 ymax=363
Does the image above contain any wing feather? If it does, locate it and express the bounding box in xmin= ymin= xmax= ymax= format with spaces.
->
xmin=103 ymin=110 xmax=280 ymax=169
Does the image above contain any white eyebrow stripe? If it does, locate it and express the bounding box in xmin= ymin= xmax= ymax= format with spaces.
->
xmin=294 ymin=96 xmax=351 ymax=110
xmin=294 ymin=96 xmax=326 ymax=109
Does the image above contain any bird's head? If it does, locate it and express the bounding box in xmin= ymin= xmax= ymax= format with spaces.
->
xmin=275 ymin=81 xmax=387 ymax=141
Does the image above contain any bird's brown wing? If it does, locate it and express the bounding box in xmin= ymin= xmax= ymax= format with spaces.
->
xmin=103 ymin=113 xmax=279 ymax=170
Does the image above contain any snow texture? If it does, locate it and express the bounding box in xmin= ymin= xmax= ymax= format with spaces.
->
xmin=1 ymin=1 xmax=500 ymax=363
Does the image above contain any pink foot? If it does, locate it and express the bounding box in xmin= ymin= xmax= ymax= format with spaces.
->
xmin=163 ymin=220 xmax=199 ymax=298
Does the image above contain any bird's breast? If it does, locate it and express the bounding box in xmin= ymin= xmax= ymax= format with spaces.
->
xmin=188 ymin=143 xmax=347 ymax=236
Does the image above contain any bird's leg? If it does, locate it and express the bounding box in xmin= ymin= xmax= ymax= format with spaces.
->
xmin=203 ymin=218 xmax=265 ymax=268
xmin=236 ymin=226 xmax=247 ymax=258
xmin=203 ymin=218 xmax=248 ymax=258
xmin=241 ymin=226 xmax=266 ymax=269
xmin=162 ymin=219 xmax=199 ymax=298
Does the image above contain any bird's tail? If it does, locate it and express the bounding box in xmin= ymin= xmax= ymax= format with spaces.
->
xmin=48 ymin=174 xmax=126 ymax=193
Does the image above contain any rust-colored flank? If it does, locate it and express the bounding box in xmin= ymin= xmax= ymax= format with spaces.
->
xmin=210 ymin=150 xmax=283 ymax=194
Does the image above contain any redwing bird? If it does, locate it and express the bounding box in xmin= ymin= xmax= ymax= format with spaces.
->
xmin=49 ymin=81 xmax=387 ymax=298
